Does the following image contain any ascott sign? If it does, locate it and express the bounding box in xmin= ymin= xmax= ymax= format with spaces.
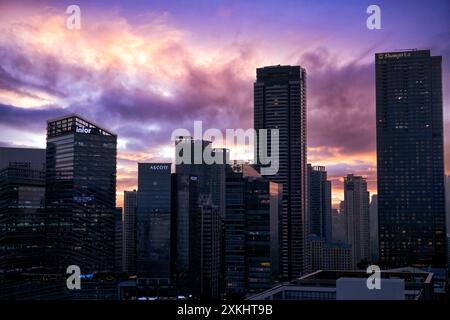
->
xmin=149 ymin=164 xmax=170 ymax=171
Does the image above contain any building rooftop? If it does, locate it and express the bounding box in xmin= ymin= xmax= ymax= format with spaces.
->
xmin=47 ymin=113 xmax=117 ymax=136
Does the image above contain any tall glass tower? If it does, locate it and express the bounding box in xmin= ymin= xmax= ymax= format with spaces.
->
xmin=254 ymin=65 xmax=307 ymax=279
xmin=307 ymin=164 xmax=332 ymax=242
xmin=376 ymin=50 xmax=446 ymax=267
xmin=45 ymin=114 xmax=117 ymax=273
xmin=136 ymin=163 xmax=172 ymax=284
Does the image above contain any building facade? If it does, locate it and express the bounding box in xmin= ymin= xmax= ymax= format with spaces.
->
xmin=369 ymin=195 xmax=379 ymax=263
xmin=446 ymin=175 xmax=450 ymax=268
xmin=175 ymin=137 xmax=226 ymax=298
xmin=344 ymin=174 xmax=369 ymax=268
xmin=115 ymin=208 xmax=123 ymax=273
xmin=307 ymin=164 xmax=332 ymax=242
xmin=254 ymin=65 xmax=307 ymax=279
xmin=331 ymin=209 xmax=346 ymax=243
xmin=0 ymin=147 xmax=46 ymax=273
xmin=136 ymin=163 xmax=172 ymax=285
xmin=224 ymin=164 xmax=281 ymax=298
xmin=123 ymin=190 xmax=137 ymax=275
xmin=376 ymin=50 xmax=446 ymax=267
xmin=45 ymin=114 xmax=117 ymax=273
xmin=306 ymin=235 xmax=352 ymax=273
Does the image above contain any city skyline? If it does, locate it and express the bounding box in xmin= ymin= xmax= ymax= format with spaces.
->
xmin=0 ymin=1 xmax=450 ymax=209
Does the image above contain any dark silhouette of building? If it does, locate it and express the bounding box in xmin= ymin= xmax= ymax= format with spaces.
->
xmin=174 ymin=137 xmax=227 ymax=298
xmin=305 ymin=234 xmax=352 ymax=273
xmin=376 ymin=50 xmax=446 ymax=267
xmin=224 ymin=164 xmax=281 ymax=298
xmin=331 ymin=209 xmax=346 ymax=243
xmin=190 ymin=194 xmax=221 ymax=299
xmin=0 ymin=147 xmax=46 ymax=273
xmin=136 ymin=163 xmax=172 ymax=286
xmin=254 ymin=65 xmax=307 ymax=279
xmin=123 ymin=190 xmax=137 ymax=275
xmin=344 ymin=174 xmax=369 ymax=268
xmin=369 ymin=195 xmax=379 ymax=263
xmin=45 ymin=114 xmax=117 ymax=273
xmin=115 ymin=208 xmax=123 ymax=273
xmin=307 ymin=164 xmax=332 ymax=242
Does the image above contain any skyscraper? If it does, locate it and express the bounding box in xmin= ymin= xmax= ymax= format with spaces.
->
xmin=369 ymin=195 xmax=379 ymax=263
xmin=174 ymin=137 xmax=226 ymax=297
xmin=224 ymin=164 xmax=281 ymax=298
xmin=331 ymin=209 xmax=346 ymax=243
xmin=136 ymin=163 xmax=172 ymax=285
xmin=115 ymin=208 xmax=123 ymax=273
xmin=254 ymin=65 xmax=307 ymax=279
xmin=45 ymin=114 xmax=117 ymax=273
xmin=190 ymin=195 xmax=221 ymax=298
xmin=446 ymin=175 xmax=450 ymax=268
xmin=344 ymin=174 xmax=369 ymax=268
xmin=123 ymin=190 xmax=137 ymax=275
xmin=376 ymin=50 xmax=446 ymax=267
xmin=307 ymin=164 xmax=332 ymax=242
xmin=0 ymin=147 xmax=46 ymax=273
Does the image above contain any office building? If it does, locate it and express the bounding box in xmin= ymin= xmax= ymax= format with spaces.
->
xmin=446 ymin=175 xmax=450 ymax=268
xmin=344 ymin=174 xmax=369 ymax=268
xmin=331 ymin=209 xmax=346 ymax=243
xmin=0 ymin=147 xmax=46 ymax=273
xmin=376 ymin=50 xmax=446 ymax=267
xmin=307 ymin=165 xmax=332 ymax=242
xmin=45 ymin=114 xmax=117 ymax=273
xmin=175 ymin=137 xmax=226 ymax=297
xmin=136 ymin=163 xmax=172 ymax=285
xmin=369 ymin=195 xmax=379 ymax=263
xmin=190 ymin=195 xmax=221 ymax=298
xmin=224 ymin=164 xmax=281 ymax=298
xmin=123 ymin=190 xmax=137 ymax=275
xmin=115 ymin=208 xmax=123 ymax=273
xmin=254 ymin=65 xmax=307 ymax=279
xmin=306 ymin=235 xmax=352 ymax=273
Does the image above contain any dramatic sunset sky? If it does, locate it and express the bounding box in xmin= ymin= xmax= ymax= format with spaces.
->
xmin=0 ymin=0 xmax=449 ymax=207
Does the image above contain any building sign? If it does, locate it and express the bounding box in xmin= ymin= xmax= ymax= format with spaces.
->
xmin=74 ymin=195 xmax=95 ymax=203
xmin=377 ymin=52 xmax=412 ymax=60
xmin=149 ymin=164 xmax=170 ymax=171
xmin=76 ymin=127 xmax=92 ymax=134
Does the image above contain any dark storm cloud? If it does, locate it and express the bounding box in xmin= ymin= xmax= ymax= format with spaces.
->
xmin=302 ymin=49 xmax=376 ymax=155
xmin=0 ymin=103 xmax=64 ymax=131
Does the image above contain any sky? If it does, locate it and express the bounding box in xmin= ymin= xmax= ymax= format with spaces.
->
xmin=0 ymin=0 xmax=449 ymax=208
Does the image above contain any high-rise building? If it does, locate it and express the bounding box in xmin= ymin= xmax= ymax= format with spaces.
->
xmin=123 ymin=190 xmax=137 ymax=275
xmin=45 ymin=114 xmax=117 ymax=273
xmin=306 ymin=235 xmax=352 ymax=273
xmin=115 ymin=208 xmax=123 ymax=273
xmin=331 ymin=209 xmax=346 ymax=243
xmin=254 ymin=65 xmax=307 ymax=279
xmin=136 ymin=163 xmax=172 ymax=285
xmin=175 ymin=137 xmax=226 ymax=297
xmin=339 ymin=201 xmax=345 ymax=216
xmin=0 ymin=147 xmax=46 ymax=170
xmin=344 ymin=174 xmax=369 ymax=268
xmin=376 ymin=50 xmax=446 ymax=267
xmin=224 ymin=164 xmax=281 ymax=298
xmin=0 ymin=147 xmax=46 ymax=273
xmin=307 ymin=164 xmax=332 ymax=242
xmin=369 ymin=195 xmax=379 ymax=263
xmin=190 ymin=195 xmax=221 ymax=299
xmin=224 ymin=166 xmax=246 ymax=297
xmin=446 ymin=175 xmax=450 ymax=268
